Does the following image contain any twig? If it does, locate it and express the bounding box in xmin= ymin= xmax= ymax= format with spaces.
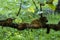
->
xmin=32 ymin=0 xmax=38 ymax=11
xmin=40 ymin=3 xmax=42 ymax=11
xmin=17 ymin=0 xmax=22 ymax=16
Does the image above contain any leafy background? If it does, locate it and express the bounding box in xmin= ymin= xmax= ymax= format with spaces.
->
xmin=0 ymin=0 xmax=60 ymax=40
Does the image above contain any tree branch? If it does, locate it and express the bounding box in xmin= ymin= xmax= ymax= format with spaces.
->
xmin=0 ymin=18 xmax=60 ymax=34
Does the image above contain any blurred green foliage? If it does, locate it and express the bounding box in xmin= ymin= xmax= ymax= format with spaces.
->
xmin=0 ymin=0 xmax=60 ymax=40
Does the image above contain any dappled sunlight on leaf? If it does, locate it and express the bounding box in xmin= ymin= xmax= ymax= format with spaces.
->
xmin=48 ymin=4 xmax=56 ymax=11
xmin=14 ymin=17 xmax=22 ymax=23
xmin=28 ymin=6 xmax=35 ymax=13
